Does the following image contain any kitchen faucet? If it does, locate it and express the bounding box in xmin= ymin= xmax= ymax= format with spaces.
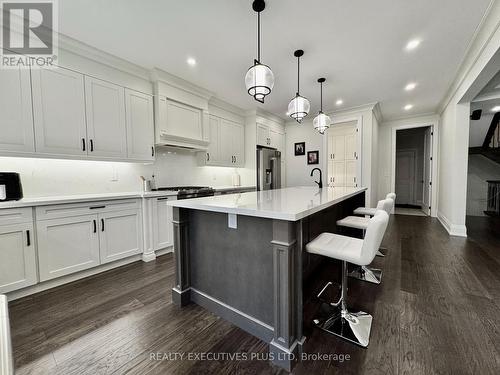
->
xmin=310 ymin=168 xmax=323 ymax=189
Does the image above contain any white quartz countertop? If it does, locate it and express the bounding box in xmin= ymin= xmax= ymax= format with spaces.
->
xmin=0 ymin=190 xmax=178 ymax=209
xmin=168 ymin=186 xmax=367 ymax=221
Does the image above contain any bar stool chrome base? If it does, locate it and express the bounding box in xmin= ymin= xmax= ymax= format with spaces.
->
xmin=313 ymin=305 xmax=373 ymax=348
xmin=312 ymin=260 xmax=373 ymax=347
xmin=348 ymin=266 xmax=382 ymax=284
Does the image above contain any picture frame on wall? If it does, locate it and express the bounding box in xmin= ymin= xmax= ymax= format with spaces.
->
xmin=294 ymin=142 xmax=305 ymax=156
xmin=307 ymin=151 xmax=319 ymax=165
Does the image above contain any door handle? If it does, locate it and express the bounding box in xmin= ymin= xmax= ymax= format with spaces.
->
xmin=207 ymin=152 xmax=210 ymax=161
xmin=90 ymin=139 xmax=94 ymax=152
xmin=93 ymin=219 xmax=96 ymax=233
xmin=151 ymin=147 xmax=155 ymax=157
xmin=82 ymin=138 xmax=86 ymax=152
xmin=26 ymin=230 xmax=30 ymax=246
xmin=234 ymin=156 xmax=237 ymax=163
xmin=101 ymin=218 xmax=105 ymax=232
xmin=157 ymin=197 xmax=169 ymax=201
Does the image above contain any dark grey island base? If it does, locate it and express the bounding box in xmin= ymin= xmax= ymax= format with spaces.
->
xmin=171 ymin=190 xmax=365 ymax=371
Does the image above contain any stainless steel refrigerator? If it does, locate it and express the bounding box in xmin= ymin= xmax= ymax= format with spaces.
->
xmin=256 ymin=147 xmax=281 ymax=191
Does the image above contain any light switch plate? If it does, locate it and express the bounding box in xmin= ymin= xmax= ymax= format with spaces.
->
xmin=228 ymin=213 xmax=237 ymax=229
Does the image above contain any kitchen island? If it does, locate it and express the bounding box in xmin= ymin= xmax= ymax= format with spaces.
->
xmin=168 ymin=186 xmax=366 ymax=370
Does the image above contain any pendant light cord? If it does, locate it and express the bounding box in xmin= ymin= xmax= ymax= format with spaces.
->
xmin=257 ymin=11 xmax=261 ymax=63
xmin=297 ymin=55 xmax=300 ymax=95
xmin=320 ymin=81 xmax=323 ymax=112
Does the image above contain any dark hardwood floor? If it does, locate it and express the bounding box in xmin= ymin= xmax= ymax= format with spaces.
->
xmin=9 ymin=215 xmax=500 ymax=374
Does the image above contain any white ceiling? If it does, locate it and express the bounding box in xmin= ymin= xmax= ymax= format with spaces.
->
xmin=58 ymin=0 xmax=492 ymax=121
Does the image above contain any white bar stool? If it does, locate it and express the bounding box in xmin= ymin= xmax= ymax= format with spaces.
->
xmin=306 ymin=211 xmax=389 ymax=347
xmin=336 ymin=199 xmax=393 ymax=284
xmin=353 ymin=193 xmax=396 ymax=257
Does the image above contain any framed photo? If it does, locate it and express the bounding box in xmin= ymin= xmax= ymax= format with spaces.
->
xmin=294 ymin=142 xmax=305 ymax=156
xmin=307 ymin=151 xmax=319 ymax=165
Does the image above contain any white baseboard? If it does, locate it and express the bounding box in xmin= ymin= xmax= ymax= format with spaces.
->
xmin=437 ymin=211 xmax=467 ymax=237
xmin=142 ymin=246 xmax=173 ymax=262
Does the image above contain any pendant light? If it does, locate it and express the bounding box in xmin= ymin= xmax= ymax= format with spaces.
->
xmin=288 ymin=50 xmax=310 ymax=123
xmin=245 ymin=0 xmax=274 ymax=103
xmin=313 ymin=78 xmax=331 ymax=134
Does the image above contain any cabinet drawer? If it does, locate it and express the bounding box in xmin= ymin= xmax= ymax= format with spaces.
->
xmin=0 ymin=207 xmax=33 ymax=225
xmin=35 ymin=199 xmax=141 ymax=220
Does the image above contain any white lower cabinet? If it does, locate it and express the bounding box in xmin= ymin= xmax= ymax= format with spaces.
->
xmin=37 ymin=214 xmax=100 ymax=281
xmin=36 ymin=199 xmax=143 ymax=282
xmin=99 ymin=209 xmax=142 ymax=264
xmin=0 ymin=222 xmax=37 ymax=293
xmin=152 ymin=196 xmax=176 ymax=251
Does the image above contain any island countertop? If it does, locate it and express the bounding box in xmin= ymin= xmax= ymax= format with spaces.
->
xmin=168 ymin=186 xmax=366 ymax=221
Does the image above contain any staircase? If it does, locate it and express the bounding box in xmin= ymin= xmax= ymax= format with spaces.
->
xmin=469 ymin=112 xmax=500 ymax=165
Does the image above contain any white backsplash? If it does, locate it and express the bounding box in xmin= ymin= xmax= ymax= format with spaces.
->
xmin=0 ymin=149 xmax=254 ymax=198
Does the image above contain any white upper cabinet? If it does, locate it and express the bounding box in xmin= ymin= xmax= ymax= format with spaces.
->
xmin=269 ymin=128 xmax=284 ymax=152
xmin=257 ymin=123 xmax=270 ymax=147
xmin=0 ymin=68 xmax=35 ymax=153
xmin=230 ymin=121 xmax=245 ymax=167
xmin=125 ymin=88 xmax=155 ymax=161
xmin=205 ymin=115 xmax=220 ymax=164
xmin=32 ymin=67 xmax=88 ymax=157
xmin=84 ymin=77 xmax=127 ymax=159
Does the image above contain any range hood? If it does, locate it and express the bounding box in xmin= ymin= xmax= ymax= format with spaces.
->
xmin=155 ymin=137 xmax=208 ymax=151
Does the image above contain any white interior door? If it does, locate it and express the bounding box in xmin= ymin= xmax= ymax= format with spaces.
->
xmin=395 ymin=150 xmax=416 ymax=205
xmin=32 ymin=67 xmax=88 ymax=156
xmin=422 ymin=127 xmax=433 ymax=215
xmin=0 ymin=68 xmax=35 ymax=153
xmin=85 ymin=77 xmax=127 ymax=159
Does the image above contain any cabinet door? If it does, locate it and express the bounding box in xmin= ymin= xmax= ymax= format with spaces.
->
xmin=256 ymin=123 xmax=270 ymax=146
xmin=99 ymin=209 xmax=142 ymax=264
xmin=219 ymin=119 xmax=235 ymax=165
xmin=327 ymin=136 xmax=334 ymax=161
xmin=32 ymin=67 xmax=88 ymax=156
xmin=327 ymin=162 xmax=334 ymax=187
xmin=85 ymin=77 xmax=127 ymax=159
xmin=206 ymin=116 xmax=220 ymax=165
xmin=153 ymin=196 xmax=176 ymax=250
xmin=346 ymin=160 xmax=357 ymax=187
xmin=0 ymin=68 xmax=35 ymax=153
xmin=232 ymin=123 xmax=245 ymax=166
xmin=345 ymin=133 xmax=357 ymax=161
xmin=0 ymin=223 xmax=37 ymax=293
xmin=125 ymin=89 xmax=154 ymax=161
xmin=165 ymin=100 xmax=202 ymax=140
xmin=333 ymin=162 xmax=346 ymax=187
xmin=269 ymin=128 xmax=283 ymax=151
xmin=332 ymin=135 xmax=345 ymax=161
xmin=37 ymin=215 xmax=100 ymax=281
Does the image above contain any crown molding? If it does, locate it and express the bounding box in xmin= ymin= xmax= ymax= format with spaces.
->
xmin=57 ymin=33 xmax=150 ymax=80
xmin=245 ymin=108 xmax=285 ymax=125
xmin=325 ymin=102 xmax=379 ymax=117
xmin=381 ymin=112 xmax=439 ymax=126
xmin=150 ymin=68 xmax=214 ymax=101
xmin=209 ymin=97 xmax=245 ymax=117
xmin=437 ymin=0 xmax=500 ymax=113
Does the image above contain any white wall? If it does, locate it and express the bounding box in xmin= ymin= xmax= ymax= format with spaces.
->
xmin=0 ymin=152 xmax=254 ymax=197
xmin=285 ymin=105 xmax=379 ymax=206
xmin=284 ymin=120 xmax=325 ymax=187
xmin=436 ymin=2 xmax=500 ymax=236
xmin=469 ymin=113 xmax=494 ymax=147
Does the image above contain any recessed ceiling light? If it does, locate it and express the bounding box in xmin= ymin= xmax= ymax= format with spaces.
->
xmin=336 ymin=99 xmax=343 ymax=106
xmin=187 ymin=57 xmax=196 ymax=66
xmin=405 ymin=82 xmax=417 ymax=91
xmin=404 ymin=104 xmax=413 ymax=111
xmin=492 ymin=106 xmax=500 ymax=112
xmin=405 ymin=39 xmax=421 ymax=51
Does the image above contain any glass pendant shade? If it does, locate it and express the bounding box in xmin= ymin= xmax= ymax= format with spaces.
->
xmin=288 ymin=94 xmax=310 ymax=123
xmin=313 ymin=112 xmax=331 ymax=134
xmin=245 ymin=61 xmax=274 ymax=103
